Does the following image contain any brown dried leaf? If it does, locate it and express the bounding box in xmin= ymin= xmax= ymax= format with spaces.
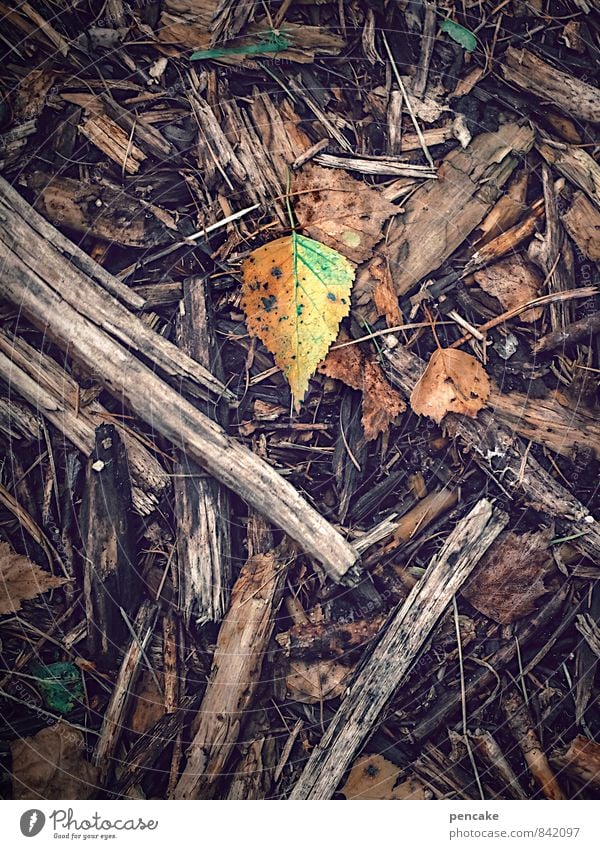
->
xmin=0 ymin=542 xmax=67 ymax=615
xmin=410 ymin=348 xmax=490 ymax=424
xmin=474 ymin=255 xmax=543 ymax=322
xmin=320 ymin=337 xmax=406 ymax=440
xmin=11 ymin=722 xmax=99 ymax=800
xmin=294 ymin=164 xmax=397 ymax=263
xmin=285 ymin=658 xmax=350 ymax=704
xmin=361 ymin=361 xmax=406 ymax=441
xmin=369 ymin=256 xmax=403 ymax=326
xmin=340 ymin=754 xmax=428 ymax=800
xmin=461 ymin=528 xmax=554 ymax=624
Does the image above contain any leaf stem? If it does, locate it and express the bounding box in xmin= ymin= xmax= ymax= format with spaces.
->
xmin=285 ymin=168 xmax=296 ymax=233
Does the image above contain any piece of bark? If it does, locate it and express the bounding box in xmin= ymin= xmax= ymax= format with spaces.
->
xmin=94 ymin=600 xmax=158 ymax=781
xmin=464 ymin=193 xmax=547 ymax=275
xmin=354 ymin=123 xmax=535 ymax=305
xmin=79 ymin=112 xmax=146 ymax=174
xmin=383 ymin=339 xmax=600 ymax=563
xmin=331 ymin=389 xmax=368 ymax=522
xmin=0 ymin=393 xmax=41 ymax=442
xmin=225 ymin=711 xmax=276 ymax=800
xmin=474 ymin=168 xmax=529 ymax=244
xmin=412 ymin=1 xmax=436 ymax=98
xmin=289 ymin=499 xmax=508 ymax=799
xmin=490 ymin=384 xmax=600 ymax=460
xmin=115 ymin=695 xmax=200 ymax=795
xmin=80 ymin=424 xmax=136 ymax=667
xmin=528 ymin=165 xmax=574 ymax=330
xmin=562 ymin=191 xmax=600 ymax=261
xmin=469 ymin=729 xmax=528 ymax=800
xmin=0 ymin=177 xmax=358 ymax=581
xmin=502 ymin=688 xmax=565 ymax=800
xmin=174 ymin=276 xmax=231 ymax=624
xmin=501 ymin=47 xmax=600 ymax=125
xmin=575 ymin=584 xmax=600 ymax=725
xmin=575 ymin=614 xmax=600 ymax=659
xmin=173 ymin=520 xmax=289 ymax=799
xmin=0 ymin=330 xmax=169 ymax=516
xmin=552 ymin=735 xmax=600 ymax=790
xmin=28 ymin=172 xmax=174 ymax=248
xmin=0 ymin=119 xmax=37 ymax=170
xmin=383 ymin=487 xmax=459 ymax=549
xmin=537 ymin=141 xmax=600 ymax=210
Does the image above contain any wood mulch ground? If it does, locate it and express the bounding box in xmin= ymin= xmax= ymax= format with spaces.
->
xmin=0 ymin=0 xmax=599 ymax=801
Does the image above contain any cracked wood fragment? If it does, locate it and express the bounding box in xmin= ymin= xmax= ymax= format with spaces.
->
xmin=174 ymin=523 xmax=289 ymax=799
xmin=501 ymin=47 xmax=600 ymax=125
xmin=354 ymin=123 xmax=535 ymax=305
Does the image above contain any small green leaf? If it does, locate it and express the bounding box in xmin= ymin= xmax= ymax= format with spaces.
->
xmin=191 ymin=30 xmax=291 ymax=61
xmin=439 ymin=19 xmax=478 ymax=53
xmin=30 ymin=661 xmax=83 ymax=715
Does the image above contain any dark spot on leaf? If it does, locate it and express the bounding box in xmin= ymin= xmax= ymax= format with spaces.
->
xmin=271 ymin=267 xmax=282 ymax=279
xmin=297 ymin=304 xmax=304 ymax=316
xmin=327 ymin=293 xmax=337 ymax=301
xmin=341 ymin=298 xmax=347 ymax=304
xmin=262 ymin=282 xmax=269 ymax=290
xmin=261 ymin=294 xmax=277 ymax=312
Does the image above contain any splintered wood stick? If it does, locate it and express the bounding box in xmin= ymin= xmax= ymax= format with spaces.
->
xmin=0 ymin=175 xmax=231 ymax=404
xmin=173 ymin=516 xmax=289 ymax=799
xmin=537 ymin=141 xmax=600 ymax=210
xmin=94 ymin=600 xmax=158 ymax=782
xmin=173 ymin=276 xmax=232 ymax=624
xmin=502 ymin=688 xmax=565 ymax=800
xmin=383 ymin=339 xmax=600 ymax=565
xmin=469 ymin=729 xmax=528 ymax=800
xmin=0 ymin=178 xmax=358 ymax=581
xmin=289 ymin=499 xmax=508 ymax=799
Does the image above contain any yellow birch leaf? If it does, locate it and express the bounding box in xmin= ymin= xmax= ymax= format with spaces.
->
xmin=410 ymin=347 xmax=490 ymax=424
xmin=241 ymin=233 xmax=355 ymax=408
